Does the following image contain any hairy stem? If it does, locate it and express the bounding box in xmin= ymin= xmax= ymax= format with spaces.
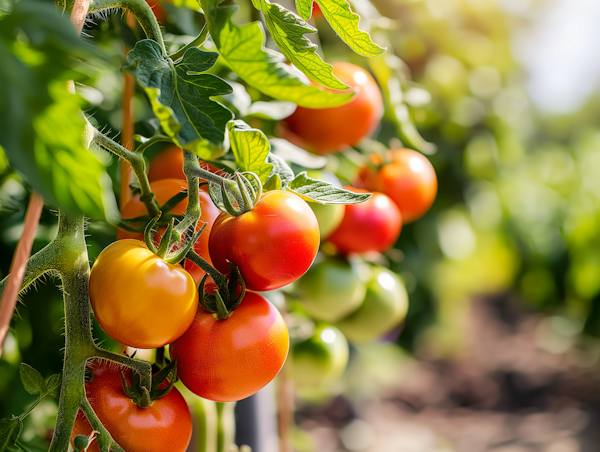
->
xmin=175 ymin=150 xmax=203 ymax=235
xmin=49 ymin=212 xmax=95 ymax=452
xmin=87 ymin=0 xmax=166 ymax=55
xmin=93 ymin=129 xmax=161 ymax=218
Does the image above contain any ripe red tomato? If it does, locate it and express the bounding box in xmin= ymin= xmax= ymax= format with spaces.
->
xmin=118 ymin=178 xmax=220 ymax=283
xmin=71 ymin=362 xmax=192 ymax=452
xmin=358 ymin=149 xmax=437 ymax=223
xmin=170 ymin=291 xmax=289 ymax=402
xmin=328 ymin=187 xmax=402 ymax=254
xmin=147 ymin=146 xmax=219 ymax=183
xmin=89 ymin=239 xmax=198 ymax=349
xmin=282 ymin=62 xmax=383 ymax=154
xmin=208 ymin=191 xmax=320 ymax=292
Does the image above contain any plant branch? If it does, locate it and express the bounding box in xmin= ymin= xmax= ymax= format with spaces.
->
xmin=169 ymin=25 xmax=209 ymax=62
xmin=81 ymin=397 xmax=127 ymax=452
xmin=134 ymin=134 xmax=173 ymax=155
xmin=175 ymin=150 xmax=203 ymax=235
xmin=93 ymin=129 xmax=161 ymax=217
xmin=92 ymin=348 xmax=153 ymax=389
xmin=88 ymin=0 xmax=167 ymax=55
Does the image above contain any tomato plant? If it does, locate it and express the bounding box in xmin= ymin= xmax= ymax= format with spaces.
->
xmin=328 ymin=187 xmax=402 ymax=254
xmin=118 ymin=178 xmax=220 ymax=282
xmin=296 ymin=254 xmax=366 ymax=322
xmin=170 ymin=290 xmax=289 ymax=402
xmin=71 ymin=362 xmax=192 ymax=452
xmin=89 ymin=239 xmax=198 ymax=349
xmin=336 ymin=266 xmax=409 ymax=343
xmin=282 ymin=62 xmax=383 ymax=154
xmin=291 ymin=324 xmax=349 ymax=388
xmin=358 ymin=148 xmax=437 ymax=223
xmin=209 ymin=190 xmax=320 ymax=292
xmin=0 ymin=0 xmax=410 ymax=448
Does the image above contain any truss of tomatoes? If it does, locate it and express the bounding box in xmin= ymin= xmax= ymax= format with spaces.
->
xmin=90 ymin=178 xmax=323 ymax=407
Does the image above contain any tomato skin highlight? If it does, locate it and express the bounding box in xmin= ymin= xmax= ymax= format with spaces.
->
xmin=296 ymin=254 xmax=366 ymax=322
xmin=71 ymin=362 xmax=192 ymax=452
xmin=359 ymin=149 xmax=437 ymax=223
xmin=170 ymin=291 xmax=289 ymax=402
xmin=336 ymin=266 xmax=409 ymax=343
xmin=282 ymin=62 xmax=383 ymax=154
xmin=117 ymin=178 xmax=220 ymax=283
xmin=89 ymin=239 xmax=198 ymax=349
xmin=208 ymin=191 xmax=320 ymax=292
xmin=327 ymin=187 xmax=402 ymax=254
xmin=291 ymin=325 xmax=349 ymax=388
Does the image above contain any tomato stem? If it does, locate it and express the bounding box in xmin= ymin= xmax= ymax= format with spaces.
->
xmin=93 ymin=129 xmax=161 ymax=218
xmin=87 ymin=0 xmax=168 ymax=56
xmin=169 ymin=24 xmax=209 ymax=62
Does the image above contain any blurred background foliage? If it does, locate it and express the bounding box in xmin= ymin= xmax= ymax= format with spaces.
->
xmin=3 ymin=0 xmax=600 ymax=450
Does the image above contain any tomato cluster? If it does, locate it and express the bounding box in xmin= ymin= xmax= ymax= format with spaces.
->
xmin=83 ymin=60 xmax=437 ymax=447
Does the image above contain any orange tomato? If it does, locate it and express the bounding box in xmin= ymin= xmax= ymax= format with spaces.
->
xmin=282 ymin=62 xmax=383 ymax=154
xmin=358 ymin=149 xmax=437 ymax=223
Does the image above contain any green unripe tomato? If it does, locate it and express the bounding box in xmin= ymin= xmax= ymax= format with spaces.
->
xmin=336 ymin=266 xmax=408 ymax=343
xmin=309 ymin=202 xmax=345 ymax=239
xmin=296 ymin=254 xmax=367 ymax=322
xmin=291 ymin=325 xmax=349 ymax=388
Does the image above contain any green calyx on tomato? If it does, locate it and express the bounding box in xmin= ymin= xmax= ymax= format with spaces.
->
xmin=291 ymin=324 xmax=349 ymax=388
xmin=207 ymin=171 xmax=264 ymax=217
xmin=117 ymin=179 xmax=221 ymax=284
xmin=197 ymin=266 xmax=246 ymax=320
xmin=120 ymin=359 xmax=178 ymax=409
xmin=336 ymin=265 xmax=409 ymax=343
xmin=89 ymin=239 xmax=199 ymax=349
xmin=170 ymin=291 xmax=289 ymax=402
xmin=209 ymin=190 xmax=321 ymax=292
xmin=296 ymin=254 xmax=367 ymax=322
xmin=72 ymin=362 xmax=193 ymax=452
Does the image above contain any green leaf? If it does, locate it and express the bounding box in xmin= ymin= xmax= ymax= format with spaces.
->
xmin=45 ymin=374 xmax=61 ymax=399
xmin=19 ymin=363 xmax=45 ymax=396
xmin=267 ymin=153 xmax=295 ymax=189
xmin=0 ymin=418 xmax=22 ymax=452
xmin=287 ymin=172 xmax=371 ymax=204
xmin=125 ymin=40 xmax=233 ymax=149
xmin=199 ymin=0 xmax=355 ymax=108
xmin=0 ymin=0 xmax=118 ymax=221
xmin=368 ymin=54 xmax=436 ymax=154
xmin=227 ymin=121 xmax=273 ymax=184
xmin=314 ymin=0 xmax=385 ymax=57
xmin=260 ymin=0 xmax=348 ymax=91
xmin=295 ymin=0 xmax=312 ymax=20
